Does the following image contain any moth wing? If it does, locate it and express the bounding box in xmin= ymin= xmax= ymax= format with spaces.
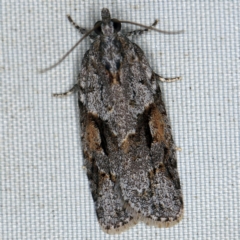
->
xmin=79 ymin=49 xmax=138 ymax=233
xmin=80 ymin=113 xmax=138 ymax=234
xmin=119 ymin=69 xmax=183 ymax=227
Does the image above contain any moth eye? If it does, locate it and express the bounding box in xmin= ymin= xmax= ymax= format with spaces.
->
xmin=94 ymin=21 xmax=102 ymax=35
xmin=111 ymin=19 xmax=121 ymax=33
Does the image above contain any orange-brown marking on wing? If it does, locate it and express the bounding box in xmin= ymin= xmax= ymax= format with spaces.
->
xmin=105 ymin=69 xmax=120 ymax=85
xmin=86 ymin=119 xmax=101 ymax=151
xmin=149 ymin=106 xmax=166 ymax=143
xmin=155 ymin=163 xmax=166 ymax=173
xmin=111 ymin=72 xmax=120 ymax=85
xmin=121 ymin=137 xmax=130 ymax=154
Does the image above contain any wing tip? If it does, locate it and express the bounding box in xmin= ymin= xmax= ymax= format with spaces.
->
xmin=139 ymin=206 xmax=184 ymax=228
xmin=99 ymin=216 xmax=139 ymax=235
xmin=98 ymin=205 xmax=184 ymax=234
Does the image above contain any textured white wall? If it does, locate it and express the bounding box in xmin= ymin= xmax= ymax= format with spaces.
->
xmin=1 ymin=1 xmax=239 ymax=239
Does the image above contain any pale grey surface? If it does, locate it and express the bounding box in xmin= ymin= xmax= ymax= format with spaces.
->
xmin=1 ymin=1 xmax=239 ymax=239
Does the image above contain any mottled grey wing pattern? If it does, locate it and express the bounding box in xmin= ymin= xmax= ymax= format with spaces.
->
xmin=78 ymin=45 xmax=138 ymax=234
xmin=118 ymin=72 xmax=183 ymax=229
xmin=46 ymin=8 xmax=183 ymax=235
xmin=78 ymin=34 xmax=183 ymax=234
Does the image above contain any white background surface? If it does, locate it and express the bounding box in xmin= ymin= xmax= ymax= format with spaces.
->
xmin=1 ymin=1 xmax=239 ymax=239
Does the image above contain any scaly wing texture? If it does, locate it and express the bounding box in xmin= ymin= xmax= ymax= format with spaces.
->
xmin=118 ymin=42 xmax=183 ymax=227
xmin=79 ymin=35 xmax=183 ymax=234
xmin=79 ymin=48 xmax=138 ymax=234
xmin=118 ymin=100 xmax=184 ymax=228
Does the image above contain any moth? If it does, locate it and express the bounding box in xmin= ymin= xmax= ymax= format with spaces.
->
xmin=42 ymin=8 xmax=183 ymax=234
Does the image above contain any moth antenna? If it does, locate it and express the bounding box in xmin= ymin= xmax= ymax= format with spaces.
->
xmin=39 ymin=26 xmax=97 ymax=73
xmin=40 ymin=20 xmax=182 ymax=73
xmin=120 ymin=20 xmax=183 ymax=35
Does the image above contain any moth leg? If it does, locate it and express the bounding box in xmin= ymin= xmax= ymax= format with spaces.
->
xmin=175 ymin=146 xmax=182 ymax=151
xmin=156 ymin=74 xmax=182 ymax=83
xmin=125 ymin=20 xmax=158 ymax=37
xmin=67 ymin=15 xmax=87 ymax=34
xmin=53 ymin=83 xmax=79 ymax=97
xmin=67 ymin=15 xmax=96 ymax=39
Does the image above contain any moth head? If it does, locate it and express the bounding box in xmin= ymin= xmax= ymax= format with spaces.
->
xmin=94 ymin=8 xmax=121 ymax=35
xmin=39 ymin=8 xmax=183 ymax=73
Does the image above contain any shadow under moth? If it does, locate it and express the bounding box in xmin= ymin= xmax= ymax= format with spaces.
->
xmin=42 ymin=8 xmax=183 ymax=234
